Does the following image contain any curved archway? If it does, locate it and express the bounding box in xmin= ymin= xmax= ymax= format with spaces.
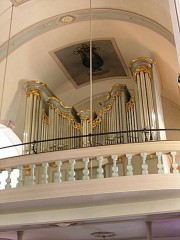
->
xmin=0 ymin=123 xmax=22 ymax=189
xmin=0 ymin=8 xmax=174 ymax=62
xmin=0 ymin=123 xmax=22 ymax=159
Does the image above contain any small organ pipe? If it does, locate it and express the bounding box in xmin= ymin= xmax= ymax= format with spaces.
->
xmin=137 ymin=74 xmax=144 ymax=129
xmin=140 ymin=71 xmax=149 ymax=128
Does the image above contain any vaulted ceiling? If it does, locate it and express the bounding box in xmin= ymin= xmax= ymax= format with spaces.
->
xmin=0 ymin=0 xmax=179 ymax=137
xmin=0 ymin=1 xmax=180 ymax=239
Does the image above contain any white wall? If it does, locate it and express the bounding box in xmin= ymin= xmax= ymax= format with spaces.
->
xmin=161 ymin=96 xmax=180 ymax=140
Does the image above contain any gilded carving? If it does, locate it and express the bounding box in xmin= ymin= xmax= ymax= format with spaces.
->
xmin=93 ymin=90 xmax=123 ymax=128
xmin=78 ymin=109 xmax=91 ymax=123
xmin=97 ymin=83 xmax=125 ymax=104
xmin=48 ymin=96 xmax=72 ymax=109
xmin=41 ymin=109 xmax=49 ymax=124
xmin=126 ymin=91 xmax=135 ymax=112
xmin=134 ymin=65 xmax=152 ymax=79
xmin=129 ymin=56 xmax=153 ymax=66
xmin=26 ymin=89 xmax=41 ymax=99
xmin=129 ymin=56 xmax=153 ymax=80
xmin=47 ymin=97 xmax=81 ymax=131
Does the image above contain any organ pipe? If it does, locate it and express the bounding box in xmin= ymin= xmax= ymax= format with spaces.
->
xmin=23 ymin=57 xmax=164 ymax=153
xmin=130 ymin=57 xmax=159 ymax=141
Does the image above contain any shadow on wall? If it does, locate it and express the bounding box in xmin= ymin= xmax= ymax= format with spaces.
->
xmin=6 ymin=79 xmax=28 ymax=141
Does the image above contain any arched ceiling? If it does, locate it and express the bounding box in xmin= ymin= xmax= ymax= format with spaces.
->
xmin=0 ymin=0 xmax=179 ymax=138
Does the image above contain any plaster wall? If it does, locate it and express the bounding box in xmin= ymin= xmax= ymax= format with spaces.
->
xmin=161 ymin=96 xmax=180 ymax=140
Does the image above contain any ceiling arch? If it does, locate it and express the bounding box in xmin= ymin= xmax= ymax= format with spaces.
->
xmin=0 ymin=8 xmax=174 ymax=62
xmin=0 ymin=0 xmax=179 ymax=139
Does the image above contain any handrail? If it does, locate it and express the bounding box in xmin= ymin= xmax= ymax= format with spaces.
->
xmin=0 ymin=128 xmax=180 ymax=151
xmin=0 ymin=140 xmax=180 ymax=170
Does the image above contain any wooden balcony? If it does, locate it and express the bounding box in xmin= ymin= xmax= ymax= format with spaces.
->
xmin=0 ymin=140 xmax=179 ymax=230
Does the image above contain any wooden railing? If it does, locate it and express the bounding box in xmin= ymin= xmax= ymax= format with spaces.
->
xmin=0 ymin=141 xmax=179 ymax=190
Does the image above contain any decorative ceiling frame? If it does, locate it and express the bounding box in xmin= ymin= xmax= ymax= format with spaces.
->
xmin=10 ymin=0 xmax=31 ymax=7
xmin=0 ymin=8 xmax=174 ymax=62
xmin=50 ymin=38 xmax=129 ymax=88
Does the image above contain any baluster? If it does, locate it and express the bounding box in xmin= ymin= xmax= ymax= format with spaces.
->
xmin=69 ymin=159 xmax=76 ymax=181
xmin=17 ymin=166 xmax=24 ymax=187
xmin=28 ymin=164 xmax=36 ymax=185
xmin=97 ymin=156 xmax=104 ymax=179
xmin=146 ymin=221 xmax=152 ymax=240
xmin=171 ymin=152 xmax=179 ymax=174
xmin=41 ymin=162 xmax=49 ymax=184
xmin=5 ymin=168 xmax=12 ymax=189
xmin=54 ymin=161 xmax=62 ymax=183
xmin=83 ymin=158 xmax=89 ymax=180
xmin=126 ymin=154 xmax=133 ymax=176
xmin=156 ymin=152 xmax=164 ymax=174
xmin=140 ymin=153 xmax=148 ymax=175
xmin=111 ymin=155 xmax=118 ymax=177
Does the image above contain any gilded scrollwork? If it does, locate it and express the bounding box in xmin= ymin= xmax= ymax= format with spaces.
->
xmin=41 ymin=109 xmax=49 ymax=124
xmin=97 ymin=83 xmax=126 ymax=104
xmin=78 ymin=109 xmax=91 ymax=123
xmin=134 ymin=65 xmax=152 ymax=79
xmin=26 ymin=88 xmax=41 ymax=100
xmin=48 ymin=96 xmax=72 ymax=109
xmin=126 ymin=91 xmax=135 ymax=112
xmin=129 ymin=56 xmax=153 ymax=80
xmin=93 ymin=90 xmax=123 ymax=128
xmin=48 ymin=96 xmax=81 ymax=128
xmin=47 ymin=101 xmax=81 ymax=131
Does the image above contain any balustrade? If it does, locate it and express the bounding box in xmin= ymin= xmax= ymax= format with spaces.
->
xmin=0 ymin=142 xmax=179 ymax=190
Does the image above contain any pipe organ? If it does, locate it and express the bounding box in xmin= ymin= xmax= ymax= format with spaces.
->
xmin=130 ymin=57 xmax=157 ymax=141
xmin=23 ymin=57 xmax=164 ymax=154
xmin=92 ymin=84 xmax=131 ymax=145
xmin=23 ymin=82 xmax=81 ymax=154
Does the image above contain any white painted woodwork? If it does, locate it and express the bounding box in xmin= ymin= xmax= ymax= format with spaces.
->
xmin=41 ymin=162 xmax=49 ymax=184
xmin=5 ymin=168 xmax=11 ymax=189
xmin=69 ymin=159 xmax=76 ymax=181
xmin=54 ymin=160 xmax=62 ymax=183
xmin=171 ymin=151 xmax=179 ymax=174
xmin=28 ymin=164 xmax=36 ymax=185
xmin=156 ymin=152 xmax=164 ymax=174
xmin=111 ymin=155 xmax=118 ymax=177
xmin=97 ymin=156 xmax=104 ymax=179
xmin=140 ymin=153 xmax=148 ymax=175
xmin=83 ymin=158 xmax=89 ymax=180
xmin=0 ymin=141 xmax=179 ymax=190
xmin=17 ymin=166 xmax=24 ymax=187
xmin=0 ymin=141 xmax=179 ymax=170
xmin=0 ymin=174 xmax=180 ymax=229
xmin=126 ymin=154 xmax=133 ymax=176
